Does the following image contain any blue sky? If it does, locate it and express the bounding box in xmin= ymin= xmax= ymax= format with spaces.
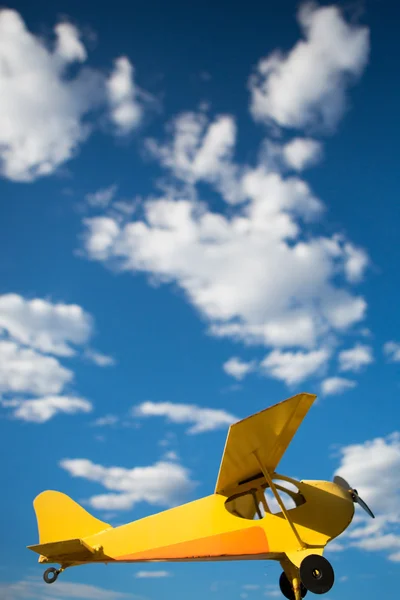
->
xmin=1 ymin=1 xmax=400 ymax=599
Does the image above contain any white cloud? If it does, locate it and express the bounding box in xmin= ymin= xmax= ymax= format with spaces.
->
xmin=0 ymin=293 xmax=92 ymax=357
xmin=163 ymin=450 xmax=179 ymax=461
xmin=0 ymin=340 xmax=73 ymax=395
xmin=242 ymin=585 xmax=261 ymax=591
xmin=54 ymin=22 xmax=87 ymax=63
xmin=282 ymin=138 xmax=323 ymax=171
xmin=82 ymin=186 xmax=367 ymax=354
xmin=384 ymin=341 xmax=400 ymax=362
xmin=135 ymin=571 xmax=171 ymax=578
xmin=92 ymin=415 xmax=119 ymax=427
xmin=0 ymin=9 xmax=97 ymax=181
xmin=85 ymin=349 xmax=116 ymax=367
xmin=334 ymin=432 xmax=400 ymax=562
xmin=321 ymin=376 xmax=356 ymax=396
xmin=86 ymin=184 xmax=118 ymax=209
xmin=0 ymin=10 xmax=145 ymax=182
xmin=343 ymin=243 xmax=369 ymax=283
xmin=326 ymin=541 xmax=345 ymax=552
xmin=264 ymin=584 xmax=281 ymax=598
xmin=80 ymin=9 xmax=370 ymax=386
xmin=338 ymin=344 xmax=373 ymax=372
xmin=133 ymin=401 xmax=237 ymax=434
xmin=249 ymin=3 xmax=369 ymax=131
xmin=60 ymin=458 xmax=196 ymax=510
xmin=223 ymin=357 xmax=255 ymax=380
xmin=2 ymin=396 xmax=92 ymax=423
xmin=260 ymin=348 xmax=330 ymax=385
xmin=107 ymin=57 xmax=142 ymax=134
xmin=1 ymin=577 xmax=133 ymax=600
xmin=0 ymin=293 xmax=108 ymax=423
xmin=82 ymin=216 xmax=121 ymax=261
xmin=146 ymin=112 xmax=241 ymax=204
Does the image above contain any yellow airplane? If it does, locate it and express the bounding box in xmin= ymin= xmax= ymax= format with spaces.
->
xmin=27 ymin=393 xmax=374 ymax=600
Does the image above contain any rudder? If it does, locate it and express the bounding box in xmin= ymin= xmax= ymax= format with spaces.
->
xmin=32 ymin=490 xmax=112 ymax=545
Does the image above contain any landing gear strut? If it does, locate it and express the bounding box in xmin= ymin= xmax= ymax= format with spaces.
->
xmin=279 ymin=571 xmax=307 ymax=599
xmin=43 ymin=567 xmax=60 ymax=584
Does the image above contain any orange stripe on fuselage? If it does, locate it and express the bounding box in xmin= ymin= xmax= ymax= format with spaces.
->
xmin=116 ymin=526 xmax=268 ymax=561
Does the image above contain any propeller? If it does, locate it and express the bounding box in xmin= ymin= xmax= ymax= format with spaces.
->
xmin=333 ymin=475 xmax=375 ymax=519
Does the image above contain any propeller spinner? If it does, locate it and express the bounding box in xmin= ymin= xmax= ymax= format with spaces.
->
xmin=334 ymin=475 xmax=375 ymax=519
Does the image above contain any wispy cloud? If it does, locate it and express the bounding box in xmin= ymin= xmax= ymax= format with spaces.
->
xmin=134 ymin=571 xmax=171 ymax=578
xmin=0 ymin=577 xmax=137 ymax=600
xmin=132 ymin=401 xmax=237 ymax=434
xmin=384 ymin=341 xmax=400 ymax=362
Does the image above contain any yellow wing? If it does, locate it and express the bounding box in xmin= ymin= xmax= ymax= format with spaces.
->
xmin=215 ymin=392 xmax=316 ymax=496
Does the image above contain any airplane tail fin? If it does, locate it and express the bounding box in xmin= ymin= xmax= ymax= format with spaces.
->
xmin=27 ymin=490 xmax=112 ymax=562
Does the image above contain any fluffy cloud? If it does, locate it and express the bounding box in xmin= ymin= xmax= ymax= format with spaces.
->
xmin=0 ymin=340 xmax=73 ymax=395
xmin=106 ymin=57 xmax=142 ymax=134
xmin=0 ymin=293 xmax=108 ymax=422
xmin=2 ymin=396 xmax=92 ymax=423
xmin=133 ymin=401 xmax=237 ymax=434
xmin=334 ymin=432 xmax=400 ymax=562
xmin=260 ymin=348 xmax=330 ymax=385
xmin=384 ymin=341 xmax=400 ymax=362
xmin=54 ymin=22 xmax=87 ymax=63
xmin=321 ymin=376 xmax=356 ymax=396
xmin=0 ymin=293 xmax=92 ymax=356
xmin=80 ymin=4 xmax=370 ymax=388
xmin=223 ymin=357 xmax=256 ymax=380
xmin=338 ymin=344 xmax=373 ymax=372
xmin=282 ymin=138 xmax=323 ymax=171
xmin=82 ymin=185 xmax=367 ymax=354
xmin=60 ymin=458 xmax=196 ymax=510
xmin=0 ymin=9 xmax=144 ymax=182
xmin=146 ymin=112 xmax=241 ymax=203
xmin=249 ymin=3 xmax=369 ymax=131
xmin=343 ymin=243 xmax=369 ymax=283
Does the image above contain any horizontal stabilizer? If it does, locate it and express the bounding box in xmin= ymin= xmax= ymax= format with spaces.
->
xmin=28 ymin=538 xmax=96 ymax=562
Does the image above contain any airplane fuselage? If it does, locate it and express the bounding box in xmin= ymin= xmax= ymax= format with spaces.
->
xmin=80 ymin=479 xmax=354 ymax=565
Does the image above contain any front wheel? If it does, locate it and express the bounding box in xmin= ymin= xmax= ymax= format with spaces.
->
xmin=299 ymin=555 xmax=334 ymax=595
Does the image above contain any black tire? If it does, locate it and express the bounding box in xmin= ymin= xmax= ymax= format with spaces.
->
xmin=299 ymin=555 xmax=334 ymax=595
xmin=279 ymin=571 xmax=308 ymax=599
xmin=43 ymin=568 xmax=59 ymax=584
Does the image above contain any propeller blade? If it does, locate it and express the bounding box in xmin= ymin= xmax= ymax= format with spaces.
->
xmin=354 ymin=494 xmax=375 ymax=519
xmin=333 ymin=475 xmax=352 ymax=490
xmin=333 ymin=475 xmax=375 ymax=518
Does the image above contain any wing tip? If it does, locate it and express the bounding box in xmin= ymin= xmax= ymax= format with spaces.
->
xmin=231 ymin=392 xmax=317 ymax=428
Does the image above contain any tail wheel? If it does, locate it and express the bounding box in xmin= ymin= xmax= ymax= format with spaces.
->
xmin=299 ymin=555 xmax=334 ymax=595
xmin=43 ymin=568 xmax=59 ymax=584
xmin=279 ymin=571 xmax=307 ymax=599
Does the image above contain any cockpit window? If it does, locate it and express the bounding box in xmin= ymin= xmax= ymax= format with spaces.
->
xmin=224 ymin=479 xmax=305 ymax=520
